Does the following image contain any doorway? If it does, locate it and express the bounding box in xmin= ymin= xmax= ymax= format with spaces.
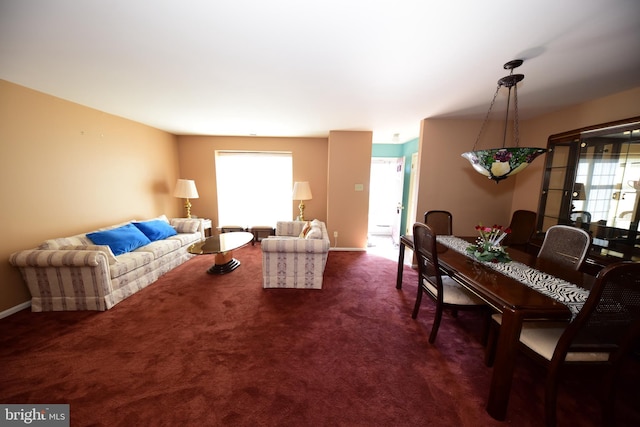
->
xmin=368 ymin=157 xmax=405 ymax=255
xmin=404 ymin=152 xmax=419 ymax=235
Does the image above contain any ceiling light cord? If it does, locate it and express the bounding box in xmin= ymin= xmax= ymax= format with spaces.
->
xmin=471 ymin=84 xmax=501 ymax=152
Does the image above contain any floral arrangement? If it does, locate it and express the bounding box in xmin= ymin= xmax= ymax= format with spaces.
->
xmin=466 ymin=223 xmax=512 ymax=263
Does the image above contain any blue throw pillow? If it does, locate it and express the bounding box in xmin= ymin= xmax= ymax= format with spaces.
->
xmin=133 ymin=219 xmax=178 ymax=242
xmin=87 ymin=223 xmax=152 ymax=256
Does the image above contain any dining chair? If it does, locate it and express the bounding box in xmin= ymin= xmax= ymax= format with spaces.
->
xmin=398 ymin=210 xmax=453 ymax=276
xmin=424 ymin=210 xmax=453 ymax=235
xmin=537 ymin=225 xmax=591 ymax=271
xmin=570 ymin=210 xmax=592 ymax=231
xmin=485 ymin=224 xmax=593 ymax=369
xmin=411 ymin=222 xmax=487 ymax=343
xmin=490 ymin=262 xmax=640 ymax=426
xmin=502 ymin=209 xmax=537 ymax=248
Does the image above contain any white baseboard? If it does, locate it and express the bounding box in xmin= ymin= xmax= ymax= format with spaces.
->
xmin=0 ymin=301 xmax=31 ymax=319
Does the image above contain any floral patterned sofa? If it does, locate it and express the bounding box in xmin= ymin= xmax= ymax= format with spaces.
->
xmin=261 ymin=220 xmax=330 ymax=289
xmin=9 ymin=215 xmax=205 ymax=311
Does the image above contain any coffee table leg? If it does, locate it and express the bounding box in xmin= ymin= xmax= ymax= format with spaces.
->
xmin=207 ymin=251 xmax=241 ymax=274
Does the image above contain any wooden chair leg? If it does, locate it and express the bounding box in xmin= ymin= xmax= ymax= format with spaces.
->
xmin=602 ymin=367 xmax=617 ymax=427
xmin=412 ymin=287 xmax=423 ymax=319
xmin=545 ymin=364 xmax=561 ymax=427
xmin=429 ymin=304 xmax=443 ymax=343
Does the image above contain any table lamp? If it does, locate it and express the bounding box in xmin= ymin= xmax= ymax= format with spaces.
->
xmin=173 ymin=179 xmax=199 ymax=218
xmin=292 ymin=181 xmax=312 ymax=221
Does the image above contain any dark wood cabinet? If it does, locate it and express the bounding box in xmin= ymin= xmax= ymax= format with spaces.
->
xmin=536 ymin=116 xmax=640 ymax=270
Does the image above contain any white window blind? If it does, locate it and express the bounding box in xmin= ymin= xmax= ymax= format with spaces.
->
xmin=215 ymin=151 xmax=292 ymax=228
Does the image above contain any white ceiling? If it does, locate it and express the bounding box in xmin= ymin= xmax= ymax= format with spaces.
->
xmin=2 ymin=0 xmax=639 ymax=144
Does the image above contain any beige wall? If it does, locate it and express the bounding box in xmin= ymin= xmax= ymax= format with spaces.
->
xmin=415 ymin=86 xmax=640 ymax=237
xmin=176 ymin=131 xmax=374 ymax=249
xmin=176 ymin=135 xmax=329 ymax=225
xmin=0 ymin=80 xmax=181 ymax=312
xmin=416 ymin=118 xmax=516 ymax=235
xmin=327 ymin=131 xmax=373 ymax=249
xmin=512 ymin=87 xmax=640 ymax=214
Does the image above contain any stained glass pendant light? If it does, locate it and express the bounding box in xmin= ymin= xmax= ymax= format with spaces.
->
xmin=461 ymin=59 xmax=546 ymax=183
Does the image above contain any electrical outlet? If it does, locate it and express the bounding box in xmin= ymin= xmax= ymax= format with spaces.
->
xmin=333 ymin=231 xmax=338 ymax=238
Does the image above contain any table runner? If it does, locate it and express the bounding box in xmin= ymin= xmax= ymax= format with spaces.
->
xmin=436 ymin=236 xmax=589 ymax=317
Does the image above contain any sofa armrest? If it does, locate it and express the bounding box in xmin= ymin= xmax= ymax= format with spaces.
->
xmin=261 ymin=237 xmax=329 ymax=253
xmin=9 ymin=249 xmax=110 ymax=268
xmin=9 ymin=249 xmax=115 ymax=311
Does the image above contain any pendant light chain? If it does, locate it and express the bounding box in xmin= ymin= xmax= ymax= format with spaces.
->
xmin=471 ymin=84 xmax=501 ymax=151
xmin=513 ymin=82 xmax=520 ymax=147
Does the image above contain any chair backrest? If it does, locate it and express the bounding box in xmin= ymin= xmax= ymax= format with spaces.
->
xmin=503 ymin=210 xmax=537 ymax=246
xmin=552 ymin=262 xmax=640 ymax=364
xmin=424 ymin=210 xmax=453 ymax=235
xmin=570 ymin=211 xmax=592 ymax=231
xmin=413 ymin=222 xmax=443 ymax=301
xmin=537 ymin=225 xmax=591 ymax=271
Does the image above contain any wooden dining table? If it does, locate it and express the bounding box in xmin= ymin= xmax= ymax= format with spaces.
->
xmin=396 ymin=235 xmax=595 ymax=421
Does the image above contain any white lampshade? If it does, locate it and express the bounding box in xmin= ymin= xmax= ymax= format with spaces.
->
xmin=292 ymin=181 xmax=312 ymax=200
xmin=173 ymin=179 xmax=199 ymax=199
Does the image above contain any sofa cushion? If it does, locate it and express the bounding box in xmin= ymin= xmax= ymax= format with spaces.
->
xmin=109 ymin=251 xmax=155 ymax=279
xmin=133 ymin=219 xmax=178 ymax=241
xmin=305 ymin=226 xmax=322 ymax=239
xmin=134 ymin=238 xmax=182 ymax=258
xmin=171 ymin=219 xmax=201 ymax=234
xmin=87 ymin=223 xmax=152 ymax=256
xmin=276 ymin=221 xmax=307 ymax=237
xmin=167 ymin=233 xmax=203 ymax=246
xmin=299 ymin=221 xmax=312 ymax=238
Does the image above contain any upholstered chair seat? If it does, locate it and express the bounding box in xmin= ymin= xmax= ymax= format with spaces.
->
xmin=423 ymin=276 xmax=485 ymax=306
xmin=490 ymin=316 xmax=611 ymax=362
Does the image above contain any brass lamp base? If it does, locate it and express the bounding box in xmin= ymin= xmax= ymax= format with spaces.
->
xmin=298 ymin=200 xmax=306 ymax=221
xmin=184 ymin=198 xmax=192 ymax=218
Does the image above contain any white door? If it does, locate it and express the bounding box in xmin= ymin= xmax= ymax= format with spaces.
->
xmin=405 ymin=152 xmax=419 ymax=235
xmin=368 ymin=157 xmax=405 ymax=245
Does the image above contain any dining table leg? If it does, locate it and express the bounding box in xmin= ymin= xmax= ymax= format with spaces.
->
xmin=396 ymin=241 xmax=406 ymax=289
xmin=486 ymin=308 xmax=525 ymax=420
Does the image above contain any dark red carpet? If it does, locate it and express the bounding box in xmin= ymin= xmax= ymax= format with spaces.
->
xmin=1 ymin=245 xmax=638 ymax=426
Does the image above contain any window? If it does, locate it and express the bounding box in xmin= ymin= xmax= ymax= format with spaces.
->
xmin=215 ymin=151 xmax=292 ymax=227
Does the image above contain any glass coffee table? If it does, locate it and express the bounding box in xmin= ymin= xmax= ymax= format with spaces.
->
xmin=188 ymin=231 xmax=254 ymax=274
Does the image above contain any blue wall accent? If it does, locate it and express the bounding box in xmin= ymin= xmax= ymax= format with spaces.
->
xmin=371 ymin=144 xmax=405 ymax=158
xmin=371 ymin=138 xmax=419 ymax=237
